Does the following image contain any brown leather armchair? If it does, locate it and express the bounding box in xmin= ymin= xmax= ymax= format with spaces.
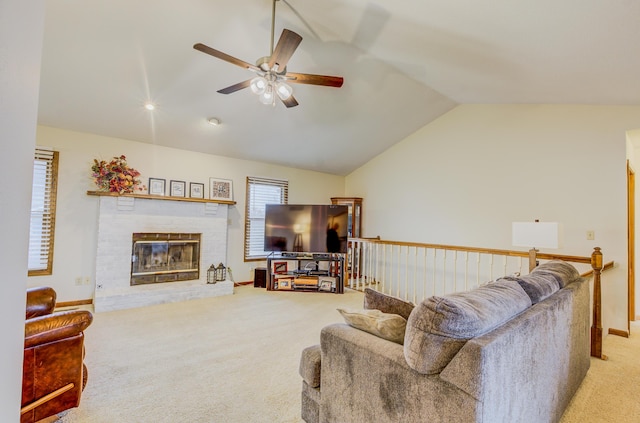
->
xmin=22 ymin=287 xmax=93 ymax=423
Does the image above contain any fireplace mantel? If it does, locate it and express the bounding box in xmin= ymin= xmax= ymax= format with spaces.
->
xmin=87 ymin=190 xmax=236 ymax=205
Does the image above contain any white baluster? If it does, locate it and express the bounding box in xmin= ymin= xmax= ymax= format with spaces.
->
xmin=464 ymin=251 xmax=469 ymax=291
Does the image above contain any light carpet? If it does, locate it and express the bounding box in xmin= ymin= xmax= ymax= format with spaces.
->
xmin=59 ymin=286 xmax=364 ymax=423
xmin=59 ymin=286 xmax=640 ymax=423
xmin=559 ymin=320 xmax=640 ymax=423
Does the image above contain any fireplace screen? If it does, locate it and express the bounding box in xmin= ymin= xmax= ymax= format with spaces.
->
xmin=131 ymin=233 xmax=200 ymax=285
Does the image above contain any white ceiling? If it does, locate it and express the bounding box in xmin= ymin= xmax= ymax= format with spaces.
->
xmin=38 ymin=0 xmax=640 ymax=175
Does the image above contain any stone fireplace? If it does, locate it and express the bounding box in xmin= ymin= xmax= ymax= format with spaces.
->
xmin=92 ymin=194 xmax=233 ymax=312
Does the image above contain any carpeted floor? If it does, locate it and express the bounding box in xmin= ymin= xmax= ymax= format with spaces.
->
xmin=559 ymin=320 xmax=640 ymax=423
xmin=59 ymin=285 xmax=365 ymax=423
xmin=58 ymin=285 xmax=640 ymax=422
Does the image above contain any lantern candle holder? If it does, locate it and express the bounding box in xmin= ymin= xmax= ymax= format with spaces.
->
xmin=215 ymin=263 xmax=226 ymax=282
xmin=207 ymin=264 xmax=217 ymax=284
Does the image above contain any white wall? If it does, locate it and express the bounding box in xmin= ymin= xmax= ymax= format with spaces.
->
xmin=346 ymin=104 xmax=640 ymax=333
xmin=32 ymin=126 xmax=345 ymax=301
xmin=0 ymin=0 xmax=45 ymax=419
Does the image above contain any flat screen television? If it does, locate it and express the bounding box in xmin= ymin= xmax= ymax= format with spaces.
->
xmin=264 ymin=204 xmax=349 ymax=254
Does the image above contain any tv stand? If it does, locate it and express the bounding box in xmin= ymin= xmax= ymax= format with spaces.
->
xmin=266 ymin=253 xmax=345 ymax=293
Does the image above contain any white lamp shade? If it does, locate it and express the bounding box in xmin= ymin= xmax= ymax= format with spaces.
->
xmin=275 ymin=82 xmax=293 ymax=100
xmin=258 ymin=86 xmax=274 ymax=105
xmin=512 ymin=222 xmax=560 ymax=249
xmin=250 ymin=76 xmax=267 ymax=95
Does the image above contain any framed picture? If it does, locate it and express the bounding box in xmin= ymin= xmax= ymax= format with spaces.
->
xmin=170 ymin=180 xmax=186 ymax=197
xmin=318 ymin=277 xmax=335 ymax=292
xmin=209 ymin=177 xmax=233 ymax=201
xmin=278 ymin=278 xmax=293 ymax=290
xmin=189 ymin=182 xmax=205 ymax=199
xmin=273 ymin=262 xmax=288 ymax=274
xmin=148 ymin=178 xmax=166 ymax=196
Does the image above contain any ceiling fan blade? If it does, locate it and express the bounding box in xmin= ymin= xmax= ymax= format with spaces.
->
xmin=268 ymin=29 xmax=303 ymax=71
xmin=217 ymin=80 xmax=252 ymax=95
xmin=281 ymin=95 xmax=299 ymax=108
xmin=194 ymin=43 xmax=260 ymax=72
xmin=286 ymin=72 xmax=344 ymax=88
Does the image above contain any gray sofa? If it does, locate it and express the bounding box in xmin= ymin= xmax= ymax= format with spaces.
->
xmin=299 ymin=261 xmax=590 ymax=423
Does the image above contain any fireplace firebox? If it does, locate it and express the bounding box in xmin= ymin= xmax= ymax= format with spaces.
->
xmin=131 ymin=233 xmax=201 ymax=285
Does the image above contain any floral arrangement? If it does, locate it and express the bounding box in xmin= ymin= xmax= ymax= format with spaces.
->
xmin=91 ymin=155 xmax=143 ymax=194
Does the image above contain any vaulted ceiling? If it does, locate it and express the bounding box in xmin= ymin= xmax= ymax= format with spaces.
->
xmin=38 ymin=0 xmax=640 ymax=175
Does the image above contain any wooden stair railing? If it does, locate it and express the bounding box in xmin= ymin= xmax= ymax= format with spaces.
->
xmin=347 ymin=239 xmax=613 ymax=360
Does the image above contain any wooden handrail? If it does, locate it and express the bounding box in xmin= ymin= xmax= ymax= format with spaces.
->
xmin=351 ymin=238 xmax=595 ymax=264
xmin=581 ymin=261 xmax=615 ymax=278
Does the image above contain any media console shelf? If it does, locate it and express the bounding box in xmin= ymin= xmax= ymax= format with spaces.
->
xmin=266 ymin=253 xmax=345 ymax=294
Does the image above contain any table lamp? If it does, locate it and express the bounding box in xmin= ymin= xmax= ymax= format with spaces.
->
xmin=512 ymin=220 xmax=560 ymax=272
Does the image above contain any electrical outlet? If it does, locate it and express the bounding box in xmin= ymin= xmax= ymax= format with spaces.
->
xmin=75 ymin=277 xmax=82 ymax=286
xmin=83 ymin=276 xmax=91 ymax=285
xmin=586 ymin=230 xmax=595 ymax=240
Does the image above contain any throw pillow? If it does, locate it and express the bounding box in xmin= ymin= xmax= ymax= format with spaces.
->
xmin=531 ymin=260 xmax=582 ymax=288
xmin=498 ymin=273 xmax=559 ymax=304
xmin=337 ymin=308 xmax=407 ymax=344
xmin=363 ymin=288 xmax=415 ymax=320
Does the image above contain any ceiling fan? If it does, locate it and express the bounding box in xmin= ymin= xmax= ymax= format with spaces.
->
xmin=193 ymin=0 xmax=343 ymax=108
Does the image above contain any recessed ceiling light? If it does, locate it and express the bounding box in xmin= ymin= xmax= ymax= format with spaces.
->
xmin=144 ymin=102 xmax=156 ymax=111
xmin=208 ymin=117 xmax=221 ymax=126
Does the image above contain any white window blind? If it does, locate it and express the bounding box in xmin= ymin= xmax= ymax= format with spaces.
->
xmin=245 ymin=177 xmax=288 ymax=260
xmin=28 ymin=148 xmax=58 ymax=275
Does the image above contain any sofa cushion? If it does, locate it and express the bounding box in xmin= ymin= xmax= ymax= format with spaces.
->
xmin=337 ymin=308 xmax=407 ymax=344
xmin=404 ymin=280 xmax=531 ymax=374
xmin=531 ymin=260 xmax=583 ymax=288
xmin=499 ymin=273 xmax=559 ymax=304
xmin=363 ymin=288 xmax=415 ymax=320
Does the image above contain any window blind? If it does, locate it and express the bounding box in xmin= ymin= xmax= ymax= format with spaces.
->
xmin=244 ymin=176 xmax=288 ymax=260
xmin=28 ymin=148 xmax=58 ymax=275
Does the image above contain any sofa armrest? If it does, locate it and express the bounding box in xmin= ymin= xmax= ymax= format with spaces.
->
xmin=319 ymin=323 xmax=478 ymax=423
xmin=25 ymin=310 xmax=93 ymax=349
xmin=25 ymin=287 xmax=57 ymax=319
xmin=300 ymin=344 xmax=322 ymax=388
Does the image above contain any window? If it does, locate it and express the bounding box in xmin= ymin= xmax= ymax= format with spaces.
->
xmin=28 ymin=148 xmax=59 ymax=275
xmin=244 ymin=176 xmax=288 ymax=260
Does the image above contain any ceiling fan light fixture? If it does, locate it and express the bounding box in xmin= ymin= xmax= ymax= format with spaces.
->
xmin=259 ymin=85 xmax=275 ymax=105
xmin=250 ymin=76 xmax=268 ymax=95
xmin=193 ymin=0 xmax=343 ymax=109
xmin=275 ymin=81 xmax=293 ymax=100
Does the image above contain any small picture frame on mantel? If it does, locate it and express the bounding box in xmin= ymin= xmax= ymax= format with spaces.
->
xmin=148 ymin=178 xmax=166 ymax=196
xmin=189 ymin=182 xmax=205 ymax=199
xmin=209 ymin=177 xmax=233 ymax=201
xmin=170 ymin=180 xmax=186 ymax=197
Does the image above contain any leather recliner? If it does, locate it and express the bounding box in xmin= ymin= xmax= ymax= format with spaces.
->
xmin=21 ymin=287 xmax=93 ymax=423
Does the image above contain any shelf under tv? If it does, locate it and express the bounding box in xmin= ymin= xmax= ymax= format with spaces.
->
xmin=266 ymin=253 xmax=344 ymax=294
